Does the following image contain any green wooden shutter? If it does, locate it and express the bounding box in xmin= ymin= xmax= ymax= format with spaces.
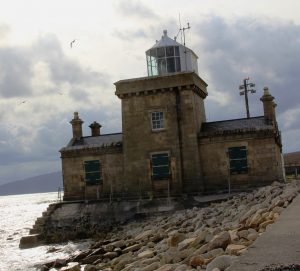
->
xmin=151 ymin=153 xmax=170 ymax=179
xmin=228 ymin=147 xmax=248 ymax=174
xmin=84 ymin=160 xmax=102 ymax=185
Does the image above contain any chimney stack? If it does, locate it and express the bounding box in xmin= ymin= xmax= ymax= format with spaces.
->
xmin=89 ymin=121 xmax=102 ymax=136
xmin=70 ymin=112 xmax=84 ymax=140
xmin=260 ymin=87 xmax=277 ymax=124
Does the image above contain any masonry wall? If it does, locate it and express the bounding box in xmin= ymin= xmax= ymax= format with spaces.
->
xmin=61 ymin=148 xmax=123 ymax=201
xmin=116 ymin=72 xmax=208 ymax=197
xmin=121 ymin=91 xmax=183 ymax=197
xmin=180 ymin=89 xmax=206 ymax=193
xmin=199 ymin=134 xmax=284 ymax=191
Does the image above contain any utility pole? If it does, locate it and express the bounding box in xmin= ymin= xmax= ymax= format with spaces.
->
xmin=239 ymin=78 xmax=256 ymax=118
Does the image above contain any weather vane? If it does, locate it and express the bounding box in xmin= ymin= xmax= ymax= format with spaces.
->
xmin=239 ymin=77 xmax=256 ymax=118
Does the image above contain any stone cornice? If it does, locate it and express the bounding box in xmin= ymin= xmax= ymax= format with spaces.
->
xmin=198 ymin=128 xmax=282 ymax=148
xmin=60 ymin=145 xmax=123 ymax=158
xmin=114 ymin=72 xmax=208 ymax=99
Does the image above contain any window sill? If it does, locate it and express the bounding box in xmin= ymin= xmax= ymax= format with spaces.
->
xmin=151 ymin=128 xmax=166 ymax=133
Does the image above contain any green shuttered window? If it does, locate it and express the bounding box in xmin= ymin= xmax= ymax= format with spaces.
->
xmin=151 ymin=153 xmax=170 ymax=179
xmin=84 ymin=160 xmax=102 ymax=185
xmin=228 ymin=146 xmax=248 ymax=174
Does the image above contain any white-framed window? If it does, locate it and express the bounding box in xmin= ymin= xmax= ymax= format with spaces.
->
xmin=151 ymin=111 xmax=164 ymax=130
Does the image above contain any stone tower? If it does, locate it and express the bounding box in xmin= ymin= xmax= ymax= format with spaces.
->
xmin=115 ymin=30 xmax=208 ymax=197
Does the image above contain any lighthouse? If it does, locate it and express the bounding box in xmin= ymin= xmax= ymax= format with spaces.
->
xmin=146 ymin=30 xmax=199 ymax=76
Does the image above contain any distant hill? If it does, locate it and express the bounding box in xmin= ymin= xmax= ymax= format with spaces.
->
xmin=0 ymin=172 xmax=63 ymax=196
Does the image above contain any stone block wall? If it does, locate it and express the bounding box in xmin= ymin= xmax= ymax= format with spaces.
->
xmin=116 ymin=72 xmax=209 ymax=196
xmin=61 ymin=147 xmax=123 ymax=201
xmin=199 ymin=133 xmax=284 ymax=191
xmin=121 ymin=91 xmax=183 ymax=196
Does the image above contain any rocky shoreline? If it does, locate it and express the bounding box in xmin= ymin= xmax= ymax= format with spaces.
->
xmin=38 ymin=181 xmax=299 ymax=271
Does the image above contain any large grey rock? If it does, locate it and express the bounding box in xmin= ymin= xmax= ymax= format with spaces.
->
xmin=84 ymin=264 xmax=98 ymax=271
xmin=207 ymin=231 xmax=231 ymax=250
xmin=60 ymin=262 xmax=81 ymax=271
xmin=19 ymin=234 xmax=42 ymax=249
xmin=206 ymin=255 xmax=237 ymax=271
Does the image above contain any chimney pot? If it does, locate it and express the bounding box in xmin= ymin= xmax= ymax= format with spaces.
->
xmin=70 ymin=112 xmax=83 ymax=140
xmin=89 ymin=121 xmax=102 ymax=136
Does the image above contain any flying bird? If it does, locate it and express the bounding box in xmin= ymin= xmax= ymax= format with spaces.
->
xmin=18 ymin=101 xmax=26 ymax=105
xmin=70 ymin=39 xmax=76 ymax=48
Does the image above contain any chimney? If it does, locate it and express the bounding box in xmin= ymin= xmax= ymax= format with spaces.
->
xmin=89 ymin=121 xmax=102 ymax=136
xmin=70 ymin=112 xmax=84 ymax=140
xmin=260 ymin=87 xmax=277 ymax=124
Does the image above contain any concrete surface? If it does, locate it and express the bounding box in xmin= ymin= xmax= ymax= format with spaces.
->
xmin=228 ymin=194 xmax=300 ymax=271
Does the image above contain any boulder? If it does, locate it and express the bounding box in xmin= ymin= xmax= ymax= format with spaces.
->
xmin=228 ymin=230 xmax=238 ymax=242
xmin=247 ymin=212 xmax=263 ymax=227
xmin=109 ymin=239 xmax=126 ymax=248
xmin=202 ymin=248 xmax=224 ymax=259
xmin=225 ymin=244 xmax=247 ymax=255
xmin=178 ymin=238 xmax=196 ymax=251
xmin=259 ymin=220 xmax=274 ymax=229
xmin=140 ymin=262 xmax=160 ymax=271
xmin=247 ymin=232 xmax=258 ymax=241
xmin=206 ymin=255 xmax=236 ymax=271
xmin=135 ymin=229 xmax=153 ymax=241
xmin=207 ymin=231 xmax=231 ymax=250
xmin=60 ymin=262 xmax=81 ymax=271
xmin=237 ymin=230 xmax=248 ymax=239
xmin=84 ymin=264 xmax=98 ymax=271
xmin=155 ymin=264 xmax=176 ymax=271
xmin=138 ymin=250 xmax=154 ymax=259
xmin=174 ymin=264 xmax=191 ymax=271
xmin=192 ymin=243 xmax=209 ymax=255
xmin=161 ymin=248 xmax=182 ymax=264
xmin=168 ymin=232 xmax=186 ymax=247
xmin=122 ymin=243 xmax=142 ymax=253
xmin=19 ymin=234 xmax=42 ymax=249
xmin=189 ymin=255 xmax=206 ymax=267
xmin=103 ymin=251 xmax=118 ymax=259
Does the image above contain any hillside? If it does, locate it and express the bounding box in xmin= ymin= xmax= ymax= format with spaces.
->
xmin=0 ymin=172 xmax=63 ymax=196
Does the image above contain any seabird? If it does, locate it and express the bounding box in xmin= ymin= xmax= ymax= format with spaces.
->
xmin=70 ymin=39 xmax=76 ymax=48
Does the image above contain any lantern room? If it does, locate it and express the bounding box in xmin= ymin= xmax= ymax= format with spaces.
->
xmin=146 ymin=30 xmax=199 ymax=76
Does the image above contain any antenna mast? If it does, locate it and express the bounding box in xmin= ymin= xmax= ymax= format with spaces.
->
xmin=180 ymin=22 xmax=191 ymax=70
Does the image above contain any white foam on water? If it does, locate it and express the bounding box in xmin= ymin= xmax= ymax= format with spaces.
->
xmin=0 ymin=192 xmax=91 ymax=271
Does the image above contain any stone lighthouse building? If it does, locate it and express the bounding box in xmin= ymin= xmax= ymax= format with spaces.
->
xmin=60 ymin=30 xmax=284 ymax=201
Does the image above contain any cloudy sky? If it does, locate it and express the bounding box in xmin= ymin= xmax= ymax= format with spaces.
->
xmin=0 ymin=0 xmax=299 ymax=185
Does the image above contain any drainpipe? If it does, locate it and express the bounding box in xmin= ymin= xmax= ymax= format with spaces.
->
xmin=175 ymin=88 xmax=185 ymax=188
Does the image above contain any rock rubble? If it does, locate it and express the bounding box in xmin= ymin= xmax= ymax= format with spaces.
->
xmin=40 ymin=181 xmax=299 ymax=271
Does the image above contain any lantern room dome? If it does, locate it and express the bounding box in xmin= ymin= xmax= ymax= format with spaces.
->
xmin=146 ymin=30 xmax=199 ymax=76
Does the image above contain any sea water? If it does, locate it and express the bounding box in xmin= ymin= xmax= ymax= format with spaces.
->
xmin=0 ymin=192 xmax=90 ymax=271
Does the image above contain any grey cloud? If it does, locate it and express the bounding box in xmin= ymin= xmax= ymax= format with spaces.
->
xmin=194 ymin=16 xmax=300 ymax=117
xmin=0 ymin=103 xmax=121 ymax=182
xmin=113 ymin=29 xmax=148 ymax=41
xmin=0 ymin=34 xmax=109 ymax=98
xmin=0 ymin=48 xmax=33 ymax=97
xmin=113 ymin=0 xmax=158 ymax=20
xmin=192 ymin=16 xmax=300 ymax=152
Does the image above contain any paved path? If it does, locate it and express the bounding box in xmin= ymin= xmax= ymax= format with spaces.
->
xmin=228 ymin=194 xmax=300 ymax=271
